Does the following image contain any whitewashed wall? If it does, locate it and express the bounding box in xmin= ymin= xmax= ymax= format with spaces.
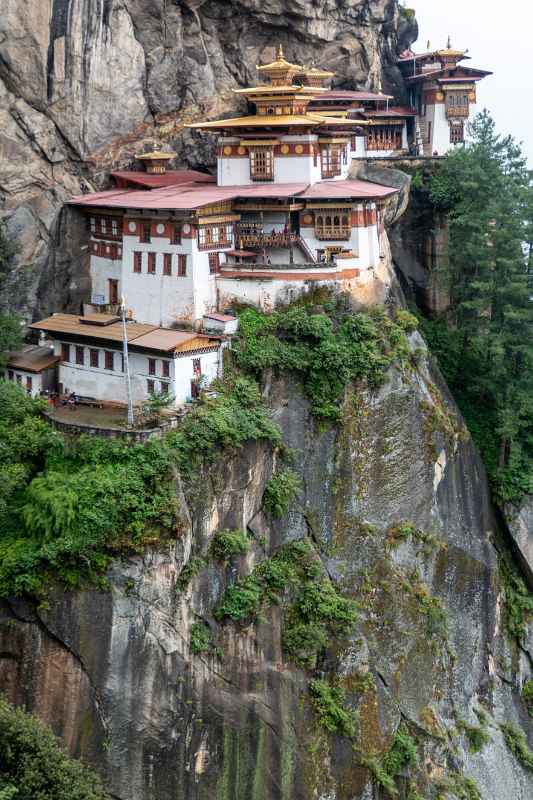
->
xmin=174 ymin=350 xmax=219 ymax=403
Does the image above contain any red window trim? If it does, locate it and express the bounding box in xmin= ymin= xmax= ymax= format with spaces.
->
xmin=148 ymin=358 xmax=156 ymax=376
xmin=147 ymin=252 xmax=156 ymax=274
xmin=104 ymin=351 xmax=114 ymax=370
xmin=133 ymin=252 xmax=142 ymax=273
xmin=163 ymin=253 xmax=172 ymax=276
xmin=90 ymin=349 xmax=99 ymax=368
xmin=178 ymin=254 xmax=187 ymax=277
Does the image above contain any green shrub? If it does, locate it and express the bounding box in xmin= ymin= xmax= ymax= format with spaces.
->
xmin=209 ymin=529 xmax=250 ymax=562
xmin=383 ymin=725 xmax=418 ymax=777
xmin=234 ymin=304 xmax=411 ymax=421
xmin=263 ymin=469 xmax=301 ymax=518
xmin=308 ymin=679 xmax=357 ymax=737
xmin=522 ymin=680 xmax=533 ymax=717
xmin=0 ymin=696 xmax=109 ymax=799
xmin=190 ymin=621 xmax=212 ymax=654
xmin=177 ymin=556 xmax=206 ymax=590
xmin=456 ymin=714 xmax=491 ymax=753
xmin=214 ymin=575 xmax=264 ymax=622
xmin=499 ymin=556 xmax=533 ymax=642
xmin=394 ymin=308 xmax=419 ymax=333
xmin=500 ymin=723 xmax=533 ymax=770
xmin=362 ymin=756 xmax=398 ymax=797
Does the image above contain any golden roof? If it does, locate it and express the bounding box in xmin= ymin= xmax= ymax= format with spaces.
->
xmin=300 ymin=66 xmax=335 ymax=79
xmin=137 ymin=150 xmax=176 ymax=160
xmin=187 ymin=113 xmax=360 ymax=130
xmin=256 ymin=44 xmax=303 ymax=73
xmin=436 ymin=36 xmax=465 ymax=58
xmin=232 ymin=85 xmax=327 ymax=96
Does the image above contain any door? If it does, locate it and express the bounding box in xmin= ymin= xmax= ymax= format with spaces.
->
xmin=290 ymin=210 xmax=300 ymax=235
xmin=108 ymin=279 xmax=119 ymax=305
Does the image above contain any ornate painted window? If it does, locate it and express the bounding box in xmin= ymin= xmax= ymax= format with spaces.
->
xmin=198 ymin=225 xmax=233 ymax=251
xmin=450 ymin=122 xmax=465 ymax=144
xmin=171 ymin=224 xmax=182 ymax=245
xmin=208 ymin=252 xmax=220 ymax=274
xmin=446 ymin=92 xmax=469 ymax=117
xmin=314 ymin=211 xmax=351 ymax=240
xmin=249 ymin=148 xmax=274 ymax=181
xmin=140 ymin=222 xmax=152 ymax=243
xmin=365 ymin=126 xmax=402 ymax=152
xmin=320 ymin=146 xmax=342 ymax=178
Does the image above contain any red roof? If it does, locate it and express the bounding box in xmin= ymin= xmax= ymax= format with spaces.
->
xmin=203 ymin=313 xmax=237 ymax=322
xmin=111 ymin=170 xmax=215 ymax=189
xmin=300 ymin=180 xmax=397 ymax=200
xmin=362 ymin=106 xmax=417 ymax=118
xmin=69 ymin=179 xmax=397 ymax=211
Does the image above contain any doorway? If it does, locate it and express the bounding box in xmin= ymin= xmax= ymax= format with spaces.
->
xmin=108 ymin=279 xmax=119 ymax=305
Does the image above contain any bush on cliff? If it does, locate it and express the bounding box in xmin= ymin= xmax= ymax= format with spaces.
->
xmin=0 ymin=695 xmax=109 ymax=800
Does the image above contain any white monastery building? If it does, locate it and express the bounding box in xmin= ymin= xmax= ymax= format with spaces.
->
xmin=6 ymin=42 xmax=490 ymax=411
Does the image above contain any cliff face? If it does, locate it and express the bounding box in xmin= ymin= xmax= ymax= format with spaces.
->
xmin=1 ymin=339 xmax=533 ymax=799
xmin=0 ymin=0 xmax=416 ymax=320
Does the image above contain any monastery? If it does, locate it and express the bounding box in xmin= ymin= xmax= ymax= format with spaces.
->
xmin=4 ymin=42 xmax=491 ymax=412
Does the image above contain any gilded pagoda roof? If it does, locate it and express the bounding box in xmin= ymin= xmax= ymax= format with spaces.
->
xmin=256 ymin=45 xmax=303 ymax=73
xmin=299 ymin=66 xmax=335 ymax=79
xmin=137 ymin=150 xmax=176 ymax=160
xmin=232 ymin=85 xmax=327 ymax=96
xmin=186 ymin=113 xmax=360 ymax=130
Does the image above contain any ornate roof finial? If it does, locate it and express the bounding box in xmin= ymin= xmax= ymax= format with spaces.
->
xmin=277 ymin=44 xmax=284 ymax=60
xmin=427 ymin=40 xmax=431 ymax=51
xmin=377 ymin=77 xmax=383 ymax=94
xmin=447 ymin=35 xmax=452 ymax=49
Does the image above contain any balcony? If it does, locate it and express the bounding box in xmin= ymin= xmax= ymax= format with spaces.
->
xmin=314 ymin=227 xmax=351 ymax=241
xmin=238 ymin=232 xmax=298 ymax=249
xmin=197 ymin=238 xmax=232 ymax=251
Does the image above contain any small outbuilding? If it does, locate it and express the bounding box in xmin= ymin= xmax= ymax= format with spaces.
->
xmin=2 ymin=345 xmax=59 ymax=397
xmin=202 ymin=313 xmax=239 ymax=336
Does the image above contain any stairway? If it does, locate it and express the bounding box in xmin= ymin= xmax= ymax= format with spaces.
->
xmin=295 ymin=236 xmax=317 ymax=263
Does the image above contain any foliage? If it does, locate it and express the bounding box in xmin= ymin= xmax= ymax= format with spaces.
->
xmin=394 ymin=308 xmax=419 ymax=333
xmin=435 ymin=773 xmax=481 ymax=800
xmin=176 ymin=556 xmax=206 ymax=591
xmin=214 ymin=539 xmax=358 ymax=667
xmin=308 ymin=679 xmax=357 ymax=737
xmin=456 ymin=713 xmax=491 ymax=753
xmin=499 ymin=555 xmax=533 ymax=643
xmin=0 ymin=372 xmax=281 ymax=598
xmin=263 ymin=469 xmax=301 ymax=518
xmin=423 ymin=112 xmax=533 ymax=502
xmin=386 ymin=521 xmax=442 ymax=554
xmin=140 ymin=390 xmax=175 ymax=423
xmin=0 ymin=695 xmax=109 ymax=799
xmin=190 ymin=621 xmax=212 ymax=655
xmin=362 ymin=757 xmax=398 ymax=797
xmin=383 ymin=725 xmax=419 ymax=777
xmin=500 ymin=723 xmax=533 ymax=770
xmin=209 ymin=529 xmax=250 ymax=562
xmin=234 ymin=303 xmax=412 ymax=421
xmin=522 ymin=679 xmax=533 ymax=717
xmin=0 ymin=315 xmax=23 ymax=367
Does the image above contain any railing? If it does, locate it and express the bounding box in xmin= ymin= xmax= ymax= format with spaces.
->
xmin=315 ymin=227 xmax=351 ymax=241
xmin=221 ymin=262 xmax=336 ymax=272
xmin=445 ymin=105 xmax=469 ymax=118
xmin=238 ymin=232 xmax=298 ymax=249
xmin=321 ymin=168 xmax=342 ymax=179
xmin=365 ymin=139 xmax=403 ymax=152
xmin=197 ymin=238 xmax=232 ymax=251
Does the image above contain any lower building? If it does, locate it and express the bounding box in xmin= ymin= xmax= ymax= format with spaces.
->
xmin=2 ymin=345 xmax=59 ymax=397
xmin=28 ymin=314 xmax=224 ymax=407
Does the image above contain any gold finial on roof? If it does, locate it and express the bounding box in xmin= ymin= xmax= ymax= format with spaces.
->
xmin=427 ymin=40 xmax=431 ymax=50
xmin=277 ymin=44 xmax=284 ymax=60
xmin=447 ymin=35 xmax=452 ymax=49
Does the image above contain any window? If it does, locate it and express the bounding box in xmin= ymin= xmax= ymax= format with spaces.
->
xmin=198 ymin=226 xmax=232 ymax=251
xmin=140 ymin=222 xmax=151 ymax=243
xmin=365 ymin=126 xmax=402 ymax=152
xmin=208 ymin=252 xmax=220 ymax=274
xmin=450 ymin=122 xmax=464 ymax=144
xmin=147 ymin=379 xmax=155 ymax=394
xmin=178 ymin=254 xmax=187 ymax=277
xmin=193 ymin=358 xmax=201 ymax=376
xmin=446 ymin=92 xmax=469 ymax=117
xmin=249 ymin=147 xmax=274 ymax=181
xmin=171 ymin=224 xmax=182 ymax=245
xmin=148 ymin=358 xmax=156 ymax=376
xmin=100 ymin=217 xmax=107 ymax=235
xmin=148 ymin=253 xmax=156 ymax=274
xmin=162 ymin=360 xmax=170 ymax=378
xmin=133 ymin=251 xmax=142 ymax=273
xmin=320 ymin=145 xmax=342 ymax=178
xmin=108 ymin=278 xmax=119 ymax=305
xmin=61 ymin=343 xmax=70 ymax=362
xmin=160 ymin=382 xmax=169 ymax=395
xmin=26 ymin=376 xmax=32 ymax=392
xmin=314 ymin=211 xmax=351 ymax=240
xmin=111 ymin=218 xmax=119 ymax=237
xmin=90 ymin=217 xmax=96 ymax=234
xmin=163 ymin=253 xmax=172 ymax=276
xmin=16 ymin=374 xmax=22 ymax=384
xmin=90 ymin=349 xmax=99 ymax=368
xmin=105 ymin=351 xmax=114 ymax=370
xmin=76 ymin=346 xmax=84 ymax=366
xmin=427 ymin=121 xmax=432 ymax=145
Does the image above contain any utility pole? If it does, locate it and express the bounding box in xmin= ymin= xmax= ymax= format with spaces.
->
xmin=120 ymin=296 xmax=134 ymax=427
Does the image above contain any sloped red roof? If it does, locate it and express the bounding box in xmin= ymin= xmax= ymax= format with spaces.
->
xmin=300 ymin=180 xmax=397 ymax=200
xmin=111 ymin=170 xmax=215 ymax=189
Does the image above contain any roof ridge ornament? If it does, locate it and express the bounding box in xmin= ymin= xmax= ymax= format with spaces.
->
xmin=447 ymin=35 xmax=452 ymax=49
xmin=277 ymin=43 xmax=284 ymax=60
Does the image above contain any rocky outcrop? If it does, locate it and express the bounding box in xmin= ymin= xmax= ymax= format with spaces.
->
xmin=0 ymin=0 xmax=417 ymax=320
xmin=1 ymin=339 xmax=533 ymax=800
xmin=505 ymin=497 xmax=533 ymax=589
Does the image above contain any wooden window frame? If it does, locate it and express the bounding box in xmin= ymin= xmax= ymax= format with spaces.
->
xmin=249 ymin=147 xmax=274 ymax=181
xmin=147 ymin=252 xmax=157 ymax=274
xmin=147 ymin=379 xmax=155 ymax=395
xmin=198 ymin=226 xmax=232 ymax=251
xmin=320 ymin=145 xmax=342 ymax=178
xmin=162 ymin=360 xmax=170 ymax=378
xmin=133 ymin=252 xmax=142 ymax=273
xmin=61 ymin=343 xmax=70 ymax=363
xmin=26 ymin=376 xmax=32 ymax=392
xmin=208 ymin=252 xmax=220 ymax=274
xmin=148 ymin=358 xmax=156 ymax=376
xmin=163 ymin=253 xmax=172 ymax=276
xmin=171 ymin=224 xmax=182 ymax=245
xmin=140 ymin=222 xmax=152 ymax=243
xmin=108 ymin=278 xmax=119 ymax=305
xmin=104 ymin=351 xmax=114 ymax=371
xmin=177 ymin=254 xmax=187 ymax=277
xmin=449 ymin=122 xmax=465 ymax=144
xmin=314 ymin=211 xmax=351 ymax=241
xmin=90 ymin=349 xmax=99 ymax=368
xmin=75 ymin=346 xmax=84 ymax=366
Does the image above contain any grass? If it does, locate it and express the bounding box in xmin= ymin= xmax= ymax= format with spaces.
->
xmin=500 ymin=723 xmax=533 ymax=770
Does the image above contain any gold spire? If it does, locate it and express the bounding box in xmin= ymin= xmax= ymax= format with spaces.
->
xmin=277 ymin=43 xmax=284 ymax=60
xmin=447 ymin=35 xmax=452 ymax=49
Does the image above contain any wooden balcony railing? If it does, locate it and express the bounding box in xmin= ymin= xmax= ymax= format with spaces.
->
xmin=238 ymin=232 xmax=298 ymax=248
xmin=315 ymin=227 xmax=351 ymax=241
xmin=197 ymin=238 xmax=232 ymax=251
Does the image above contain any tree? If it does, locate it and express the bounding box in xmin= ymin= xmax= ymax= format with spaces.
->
xmin=0 ymin=314 xmax=23 ymax=366
xmin=426 ymin=111 xmax=533 ymax=501
xmin=0 ymin=695 xmax=109 ymax=800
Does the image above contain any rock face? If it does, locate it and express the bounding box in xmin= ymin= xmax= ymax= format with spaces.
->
xmin=505 ymin=497 xmax=533 ymax=589
xmin=2 ymin=338 xmax=533 ymax=800
xmin=0 ymin=0 xmax=417 ymax=320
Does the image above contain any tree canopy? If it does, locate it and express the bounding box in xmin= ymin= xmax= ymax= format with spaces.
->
xmin=422 ymin=111 xmax=533 ymax=502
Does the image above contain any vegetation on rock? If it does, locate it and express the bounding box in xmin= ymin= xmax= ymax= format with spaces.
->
xmin=0 ymin=695 xmax=109 ymax=799
xmin=263 ymin=468 xmax=301 ymax=518
xmin=421 ymin=111 xmax=533 ymax=502
xmin=308 ymin=679 xmax=357 ymax=737
xmin=500 ymin=722 xmax=533 ymax=770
